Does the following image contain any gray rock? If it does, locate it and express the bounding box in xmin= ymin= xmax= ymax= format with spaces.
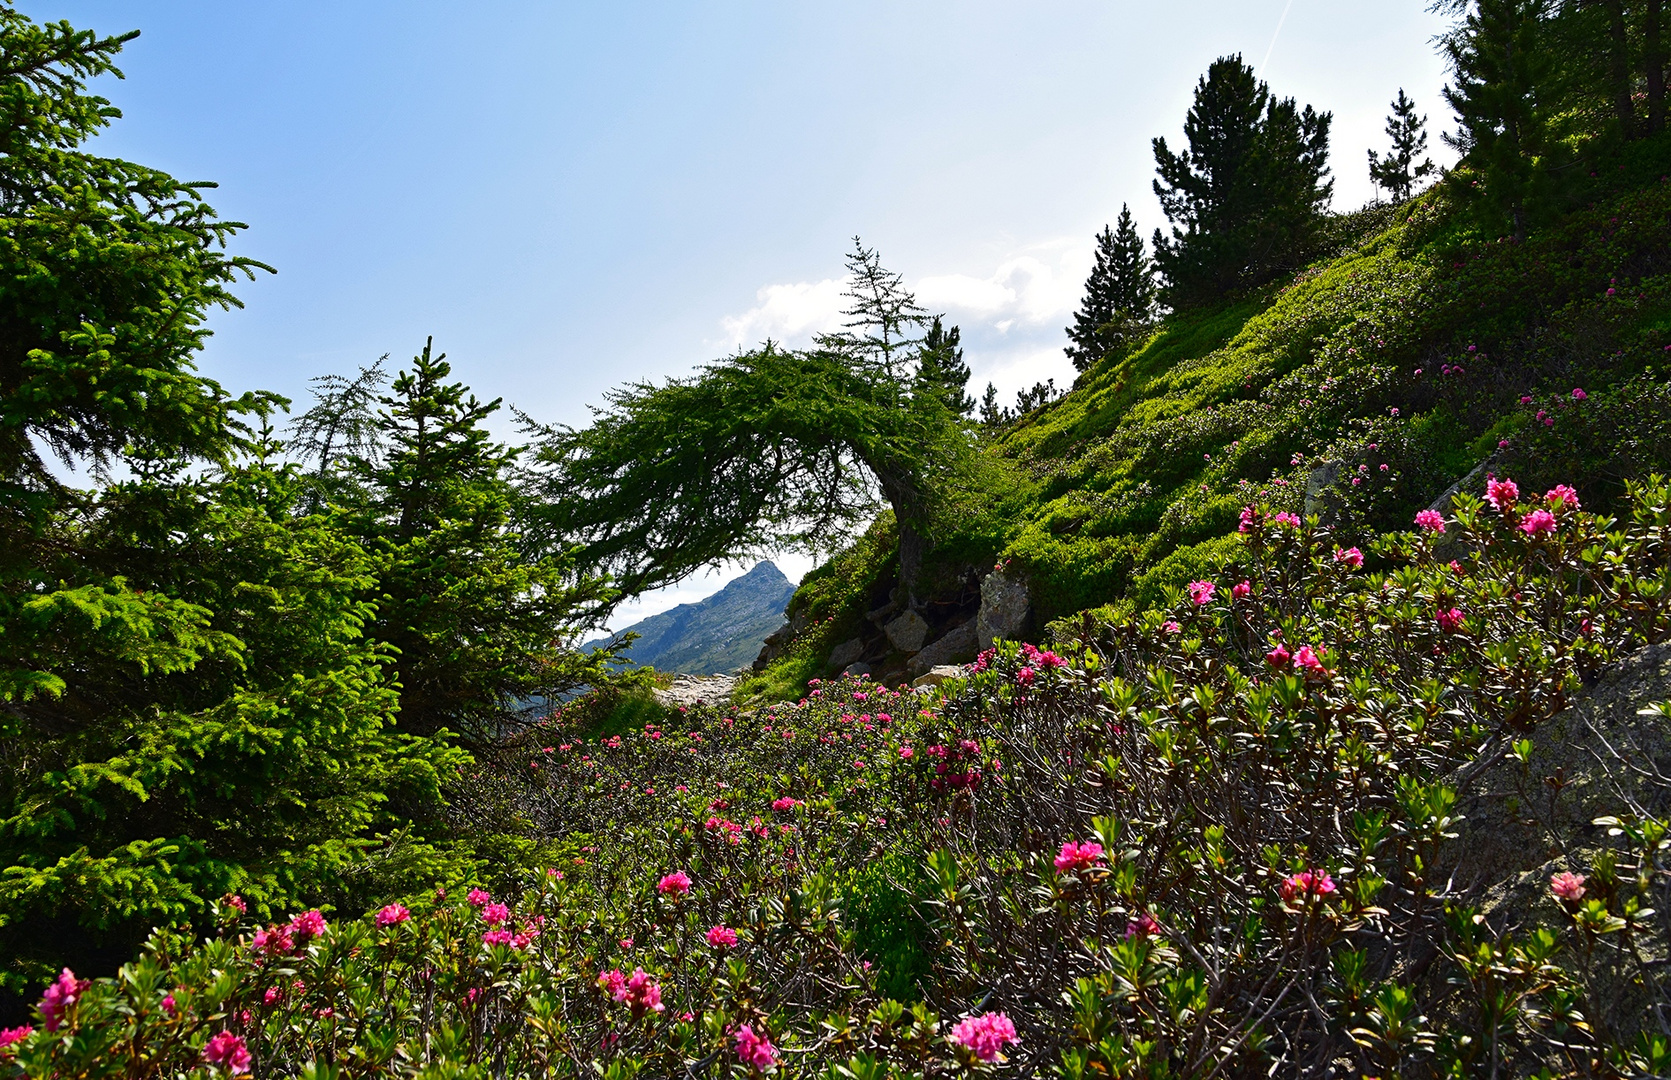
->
xmin=907 ymin=620 xmax=978 ymax=676
xmin=1302 ymin=460 xmax=1343 ymax=520
xmin=842 ymin=661 xmax=872 ymax=677
xmin=977 ymin=570 xmax=1030 ymax=650
xmin=653 ymin=674 xmax=738 ymax=709
xmin=828 ymin=637 xmax=865 ymax=669
xmin=911 ymin=665 xmax=967 ymax=689
xmin=883 ymin=610 xmax=931 ymax=653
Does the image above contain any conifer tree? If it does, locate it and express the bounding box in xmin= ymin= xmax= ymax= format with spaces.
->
xmin=1152 ymin=55 xmax=1332 ymax=307
xmin=917 ymin=317 xmax=974 ymax=416
xmin=978 ymin=382 xmax=1008 ymax=428
xmin=1441 ymin=0 xmax=1555 ymax=242
xmin=1368 ymin=89 xmax=1436 ymax=202
xmin=1065 ymin=205 xmax=1154 ymax=372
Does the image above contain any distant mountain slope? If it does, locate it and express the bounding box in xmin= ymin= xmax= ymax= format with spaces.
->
xmin=590 ymin=561 xmax=796 ymax=675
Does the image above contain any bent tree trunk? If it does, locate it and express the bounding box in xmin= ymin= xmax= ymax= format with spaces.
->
xmin=864 ymin=455 xmax=930 ymax=612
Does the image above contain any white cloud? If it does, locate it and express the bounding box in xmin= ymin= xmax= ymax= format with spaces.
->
xmin=720 ymin=278 xmax=846 ymax=348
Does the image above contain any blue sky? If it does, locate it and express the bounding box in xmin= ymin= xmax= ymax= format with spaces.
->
xmin=25 ymin=1 xmax=1455 ymax=623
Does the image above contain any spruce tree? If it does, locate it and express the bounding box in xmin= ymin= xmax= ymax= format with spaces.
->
xmin=917 ymin=317 xmax=973 ymax=416
xmin=1368 ymin=89 xmax=1436 ymax=202
xmin=978 ymin=382 xmax=1009 ymax=427
xmin=1441 ymin=0 xmax=1555 ymax=242
xmin=1152 ymin=55 xmax=1332 ymax=307
xmin=1065 ymin=205 xmax=1154 ymax=372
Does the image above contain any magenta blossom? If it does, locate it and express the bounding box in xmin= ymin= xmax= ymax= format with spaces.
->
xmin=1273 ymin=511 xmax=1302 ymax=528
xmin=950 ymin=1011 xmax=1020 ymax=1063
xmin=375 ymin=903 xmax=411 ymax=928
xmin=1187 ymin=580 xmax=1216 ymax=606
xmin=1437 ymin=607 xmax=1465 ymax=633
xmin=466 ymin=888 xmax=492 ymax=907
xmin=482 ymin=929 xmax=515 ymax=947
xmin=1265 ymin=643 xmax=1292 ymax=668
xmin=288 ymin=910 xmax=327 ymax=940
xmin=1485 ymin=476 xmax=1519 ymax=511
xmin=1572 ymin=387 xmax=1588 ymax=400
xmin=1333 ymin=546 xmax=1363 ymax=569
xmin=38 ymin=969 xmax=84 ymax=1032
xmin=1414 ymin=509 xmax=1446 ymax=533
xmin=658 ymin=871 xmax=693 ymax=897
xmin=1546 ymin=484 xmax=1581 ymax=510
xmin=1231 ymin=580 xmax=1251 ymax=600
xmin=1279 ymin=869 xmax=1337 ymax=902
xmin=1054 ymin=840 xmax=1105 ymax=874
xmin=1550 ymin=871 xmax=1586 ymax=901
xmin=706 ymin=925 xmax=739 ymax=948
xmin=251 ymin=926 xmax=294 ymax=957
xmin=735 ymin=1024 xmax=779 ymax=1071
xmin=0 ymin=1026 xmax=33 ymax=1053
xmin=1294 ymin=645 xmax=1328 ymax=675
xmin=770 ymin=797 xmax=801 ymax=812
xmin=1125 ymin=912 xmax=1162 ymax=939
xmin=1520 ymin=510 xmax=1557 ymax=534
xmin=202 ymin=1031 xmax=251 ymax=1075
xmin=481 ymin=902 xmax=511 ymax=926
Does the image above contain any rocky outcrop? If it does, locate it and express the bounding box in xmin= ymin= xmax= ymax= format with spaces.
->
xmin=653 ymin=674 xmax=739 ymax=709
xmin=883 ymin=610 xmax=931 ymax=653
xmin=907 ymin=621 xmax=978 ymax=676
xmin=911 ymin=665 xmax=967 ymax=689
xmin=828 ymin=637 xmax=865 ymax=669
xmin=977 ymin=569 xmax=1031 ymax=650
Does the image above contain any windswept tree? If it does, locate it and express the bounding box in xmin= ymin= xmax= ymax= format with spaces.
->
xmin=1368 ymin=89 xmax=1436 ymax=202
xmin=1152 ymin=55 xmax=1333 ymax=306
xmin=519 ymin=241 xmax=972 ymax=612
xmin=1065 ymin=205 xmax=1155 ymax=372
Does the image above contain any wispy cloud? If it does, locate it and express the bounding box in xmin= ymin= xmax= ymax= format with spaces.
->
xmin=719 ymin=278 xmax=847 ymax=349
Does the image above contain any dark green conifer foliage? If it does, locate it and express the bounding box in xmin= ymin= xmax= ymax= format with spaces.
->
xmin=1441 ymin=0 xmax=1557 ymax=241
xmin=288 ymin=357 xmax=388 ymax=510
xmin=1065 ymin=205 xmax=1154 ymax=372
xmin=917 ymin=317 xmax=973 ymax=416
xmin=978 ymin=382 xmax=1008 ymax=428
xmin=1151 ymin=55 xmax=1333 ymax=307
xmin=1368 ymin=89 xmax=1436 ymax=201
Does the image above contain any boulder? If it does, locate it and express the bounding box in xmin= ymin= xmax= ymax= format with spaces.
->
xmin=653 ymin=674 xmax=738 ymax=709
xmin=977 ymin=570 xmax=1030 ymax=650
xmin=828 ymin=637 xmax=865 ymax=670
xmin=883 ymin=610 xmax=931 ymax=653
xmin=907 ymin=620 xmax=978 ymax=676
xmin=842 ymin=661 xmax=872 ymax=678
xmin=911 ymin=665 xmax=967 ymax=689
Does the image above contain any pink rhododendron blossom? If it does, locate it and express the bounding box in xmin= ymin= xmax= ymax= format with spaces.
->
xmin=482 ymin=930 xmax=515 ymax=946
xmin=1550 ymin=871 xmax=1586 ymax=901
xmin=899 ymin=746 xmax=915 ymax=759
xmin=1437 ymin=607 xmax=1465 ymax=633
xmin=1273 ymin=511 xmax=1302 ymax=528
xmin=1546 ymin=484 xmax=1581 ymax=510
xmin=1572 ymin=387 xmax=1588 ymax=400
xmin=466 ymin=888 xmax=491 ymax=907
xmin=1238 ymin=505 xmax=1260 ymax=533
xmin=1125 ymin=912 xmax=1162 ymax=939
xmin=1015 ymin=666 xmax=1035 ymax=686
xmin=735 ymin=1024 xmax=778 ymax=1071
xmin=161 ymin=994 xmax=177 ymax=1016
xmin=252 ymin=926 xmax=294 ymax=957
xmin=622 ymin=969 xmax=664 ymax=1014
xmin=1294 ymin=646 xmax=1327 ymax=675
xmin=706 ymin=925 xmax=738 ymax=948
xmin=1485 ymin=477 xmax=1519 ymax=511
xmin=202 ymin=1031 xmax=251 ymax=1075
xmin=1333 ymin=547 xmax=1364 ymax=569
xmin=263 ymin=988 xmax=281 ymax=1005
xmin=950 ymin=1011 xmax=1019 ymax=1062
xmin=1054 ymin=840 xmax=1105 ymax=873
xmin=1187 ymin=580 xmax=1216 ymax=605
xmin=1266 ymin=643 xmax=1292 ymax=668
xmin=0 ymin=1026 xmax=33 ymax=1053
xmin=1232 ymin=580 xmax=1251 ymax=600
xmin=658 ymin=871 xmax=692 ymax=896
xmin=481 ymin=903 xmax=511 ymax=926
xmin=1414 ymin=509 xmax=1446 ymax=533
xmin=1279 ymin=869 xmax=1337 ymax=902
xmin=289 ymin=910 xmax=327 ymax=940
xmin=375 ymin=903 xmax=410 ymax=927
xmin=770 ymin=796 xmax=801 ymax=811
xmin=1162 ymin=620 xmax=1181 ymax=634
xmin=224 ymin=894 xmax=247 ymax=915
xmin=1520 ymin=510 xmax=1557 ymax=534
xmin=598 ymin=969 xmax=627 ymax=999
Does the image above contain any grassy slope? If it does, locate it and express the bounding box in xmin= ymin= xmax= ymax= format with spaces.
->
xmin=748 ymin=161 xmax=1671 ymax=699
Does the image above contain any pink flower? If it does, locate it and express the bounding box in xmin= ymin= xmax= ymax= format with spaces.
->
xmin=770 ymin=796 xmax=801 ymax=811
xmin=735 ymin=1024 xmax=779 ymax=1071
xmin=1436 ymin=607 xmax=1465 ymax=633
xmin=1279 ymin=869 xmax=1337 ymax=902
xmin=622 ymin=969 xmax=664 ymax=1015
xmin=658 ymin=871 xmax=693 ymax=897
xmin=1124 ymin=912 xmax=1162 ymax=939
xmin=1333 ymin=547 xmax=1363 ymax=569
xmin=1265 ymin=643 xmax=1291 ymax=668
xmin=160 ymin=994 xmax=177 ymax=1016
xmin=482 ymin=929 xmax=515 ymax=946
xmin=224 ymin=894 xmax=247 ymax=915
xmin=1054 ymin=840 xmax=1105 ymax=873
xmin=1015 ymin=665 xmax=1036 ymax=686
xmin=1294 ymin=645 xmax=1328 ymax=675
xmin=1546 ymin=485 xmax=1580 ymax=511
xmin=1414 ymin=509 xmax=1446 ymax=533
xmin=1231 ymin=580 xmax=1251 ymax=600
xmin=1161 ymin=620 xmax=1181 ymax=634
xmin=466 ymin=888 xmax=492 ymax=907
xmin=1273 ymin=511 xmax=1302 ymax=528
xmin=1550 ymin=871 xmax=1586 ymax=902
xmin=1485 ymin=476 xmax=1519 ymax=512
xmin=1187 ymin=580 xmax=1216 ymax=606
xmin=899 ymin=746 xmax=915 ymax=759
xmin=706 ymin=925 xmax=739 ymax=949
xmin=288 ymin=910 xmax=327 ymax=940
xmin=1520 ymin=510 xmax=1557 ymax=534
xmin=262 ymin=988 xmax=281 ymax=1005
xmin=252 ymin=926 xmax=294 ymax=957
xmin=1572 ymin=387 xmax=1588 ymax=400
xmin=0 ymin=1026 xmax=33 ymax=1053
xmin=1238 ymin=505 xmax=1260 ymax=533
xmin=481 ymin=902 xmax=511 ymax=926
xmin=950 ymin=1011 xmax=1019 ymax=1062
xmin=598 ymin=969 xmax=627 ymax=999
xmin=202 ymin=1031 xmax=251 ymax=1075
xmin=375 ymin=903 xmax=410 ymax=928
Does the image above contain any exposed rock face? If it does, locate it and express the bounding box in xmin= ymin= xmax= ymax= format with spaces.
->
xmin=653 ymin=674 xmax=738 ymax=709
xmin=828 ymin=637 xmax=865 ymax=669
xmin=977 ymin=570 xmax=1030 ymax=650
xmin=883 ymin=610 xmax=931 ymax=653
xmin=907 ymin=621 xmax=978 ymax=676
xmin=911 ymin=665 xmax=967 ymax=689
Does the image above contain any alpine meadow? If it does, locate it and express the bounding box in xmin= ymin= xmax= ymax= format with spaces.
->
xmin=6 ymin=3 xmax=1671 ymax=1078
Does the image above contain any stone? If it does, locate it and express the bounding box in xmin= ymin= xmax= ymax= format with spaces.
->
xmin=828 ymin=637 xmax=865 ymax=669
xmin=842 ymin=661 xmax=872 ymax=677
xmin=977 ymin=570 xmax=1030 ymax=650
xmin=911 ymin=665 xmax=967 ymax=689
xmin=653 ymin=674 xmax=738 ymax=709
xmin=883 ymin=610 xmax=931 ymax=653
xmin=907 ymin=620 xmax=978 ymax=676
